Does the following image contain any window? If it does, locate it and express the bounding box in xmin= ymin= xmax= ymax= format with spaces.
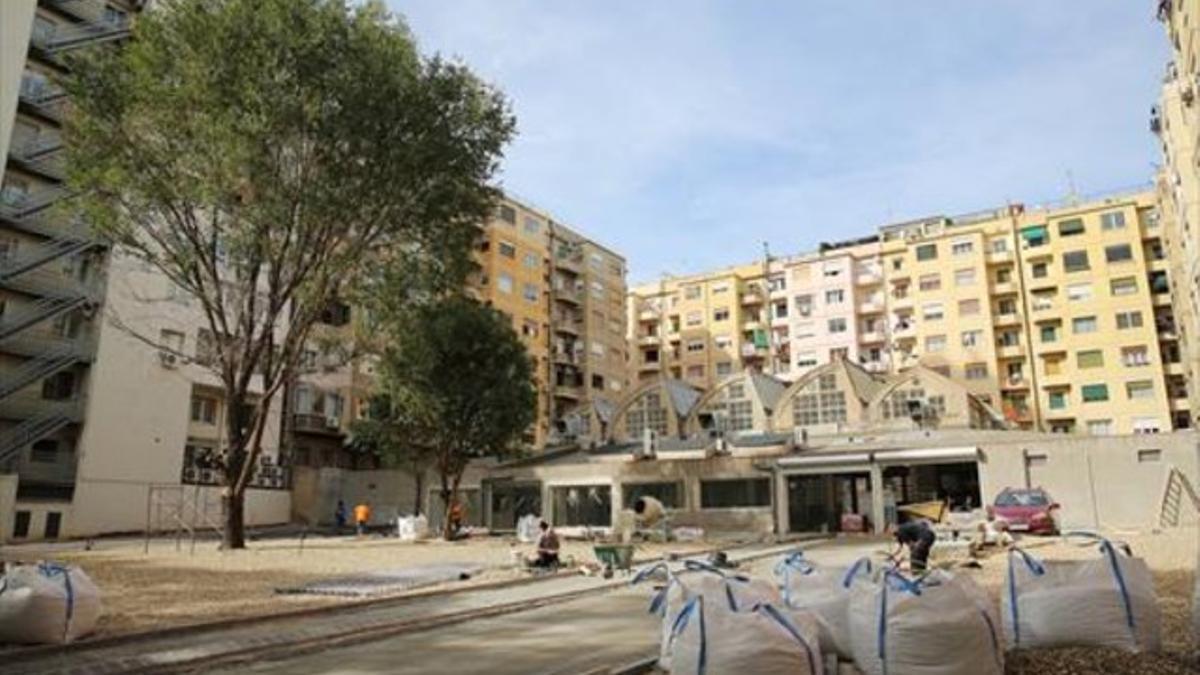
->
xmin=686 ymin=311 xmax=702 ymax=327
xmin=1105 ymin=244 xmax=1133 ymax=263
xmin=160 ymin=328 xmax=184 ymax=355
xmin=1137 ymin=448 xmax=1163 ymax=462
xmin=1081 ymin=384 xmax=1109 ymax=402
xmin=716 ymin=361 xmax=733 ymax=376
xmin=996 ymin=268 xmax=1013 ymax=283
xmin=825 ymin=289 xmax=844 ymax=304
xmin=1116 ymin=311 xmax=1143 ymax=329
xmin=686 ymin=339 xmax=705 ymax=353
xmin=523 ymin=283 xmax=539 ymax=302
xmin=42 ymin=371 xmax=74 ymax=401
xmin=522 ymin=252 xmax=540 ymax=269
xmin=1086 ymin=419 xmax=1114 ymax=436
xmin=1110 ymin=277 xmax=1138 ymax=296
xmin=1100 ymin=211 xmax=1126 ymax=231
xmin=13 ymin=511 xmax=30 ymax=538
xmin=822 ymin=264 xmax=841 ymax=278
xmin=498 ymin=204 xmax=516 ymax=223
xmin=1127 ymin=380 xmax=1155 ymax=400
xmin=551 ymin=486 xmax=611 ymax=527
xmin=1044 ymin=356 xmax=1064 ymax=375
xmin=925 ymin=335 xmax=946 ymax=352
xmin=997 ymin=298 xmax=1017 ymax=315
xmin=795 ymin=294 xmax=813 ymax=317
xmin=915 ymin=244 xmax=938 ymax=261
xmin=1031 ymin=262 xmax=1049 ymax=278
xmin=686 ymin=365 xmax=705 ymax=379
xmin=1076 ymin=350 xmax=1104 ymax=369
xmin=958 ymin=299 xmax=980 ymax=316
xmin=1031 ymin=291 xmax=1054 ymax=311
xmin=998 ymin=330 xmax=1020 ymax=347
xmin=990 ymin=238 xmax=1009 ymax=253
xmin=622 ymin=482 xmax=683 ymax=509
xmin=796 ymin=352 xmax=818 ymax=368
xmin=521 ymin=319 xmax=539 ymax=337
xmin=1058 ymin=218 xmax=1085 ymax=237
xmin=773 ymin=301 xmax=788 ymax=319
xmin=1149 ymin=270 xmax=1170 ymax=294
xmin=30 ymin=439 xmax=58 ymax=463
xmin=1121 ymin=346 xmax=1150 ymax=367
xmin=1133 ymin=418 xmax=1162 ymax=434
xmin=524 ymin=216 xmax=541 ymax=234
xmin=1048 ymin=390 xmax=1068 ymax=409
xmin=951 ymin=240 xmax=974 ymax=256
xmin=965 ymin=363 xmax=989 ymax=380
xmin=711 ymin=283 xmax=730 ymax=295
xmin=1040 ymin=324 xmax=1058 ymax=343
xmin=922 ymin=302 xmax=944 ymax=320
xmin=768 ymin=276 xmax=786 ymax=292
xmin=1066 ymin=283 xmax=1093 ymax=302
xmin=191 ymin=395 xmax=217 ymax=424
xmin=714 ymin=334 xmax=732 ymax=349
xmin=1072 ymin=316 xmax=1098 ymax=334
xmin=497 ymin=273 xmax=513 ymax=294
xmin=828 ymin=318 xmax=847 ymax=333
xmin=684 ymin=285 xmax=701 ymax=300
xmin=498 ymin=241 xmax=516 ymax=258
xmin=954 ymin=268 xmax=976 ymax=286
xmin=918 ymin=274 xmax=941 ymax=291
xmin=591 ymin=341 xmax=605 ymax=357
xmin=961 ymin=330 xmax=982 ymax=347
xmin=1063 ymin=250 xmax=1090 ymax=272
xmin=700 ymin=479 xmax=771 ymax=508
xmin=713 ymin=307 xmax=730 ymax=322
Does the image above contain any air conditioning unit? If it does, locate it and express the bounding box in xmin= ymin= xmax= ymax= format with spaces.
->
xmin=182 ymin=467 xmax=197 ymax=483
xmin=325 ymin=416 xmax=340 ymax=429
xmin=199 ymin=469 xmax=216 ymax=484
xmin=638 ymin=428 xmax=658 ymax=459
xmin=158 ymin=351 xmax=178 ymax=368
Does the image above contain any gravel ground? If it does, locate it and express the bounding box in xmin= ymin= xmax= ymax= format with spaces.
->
xmin=0 ymin=533 xmax=711 ymax=637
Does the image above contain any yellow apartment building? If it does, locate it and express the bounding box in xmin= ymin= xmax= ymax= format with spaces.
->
xmin=1155 ymin=0 xmax=1200 ymax=425
xmin=628 ymin=189 xmax=1187 ymax=437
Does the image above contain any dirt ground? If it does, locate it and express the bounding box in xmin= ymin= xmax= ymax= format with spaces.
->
xmin=0 ymin=533 xmax=712 ymax=638
xmin=942 ymin=528 xmax=1198 ymax=674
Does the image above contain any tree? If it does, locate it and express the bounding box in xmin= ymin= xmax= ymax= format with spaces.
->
xmin=63 ymin=0 xmax=514 ymax=548
xmin=377 ymin=296 xmax=536 ymax=540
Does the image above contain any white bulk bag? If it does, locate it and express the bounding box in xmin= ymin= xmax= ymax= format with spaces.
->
xmin=1001 ymin=540 xmax=1160 ymax=652
xmin=633 ymin=560 xmax=781 ymax=669
xmin=0 ymin=563 xmax=102 ymax=645
xmin=397 ymin=514 xmax=429 ymax=541
xmin=774 ymin=550 xmax=872 ymax=659
xmin=849 ymin=569 xmax=1003 ymax=675
xmin=669 ymin=595 xmax=822 ymax=675
xmin=516 ymin=514 xmax=542 ymax=544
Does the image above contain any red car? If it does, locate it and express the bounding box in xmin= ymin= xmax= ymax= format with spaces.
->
xmin=989 ymin=488 xmax=1060 ymax=535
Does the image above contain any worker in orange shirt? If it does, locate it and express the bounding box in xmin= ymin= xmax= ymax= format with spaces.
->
xmin=353 ymin=501 xmax=371 ymax=537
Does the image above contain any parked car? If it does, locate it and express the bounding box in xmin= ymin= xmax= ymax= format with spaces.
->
xmin=989 ymin=487 xmax=1060 ymax=535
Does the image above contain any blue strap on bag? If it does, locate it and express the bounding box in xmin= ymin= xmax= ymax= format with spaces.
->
xmin=37 ymin=563 xmax=75 ymax=642
xmin=670 ymin=595 xmax=708 ymax=675
xmin=1006 ymin=547 xmax=1045 ymax=648
xmin=755 ymin=602 xmax=819 ymax=675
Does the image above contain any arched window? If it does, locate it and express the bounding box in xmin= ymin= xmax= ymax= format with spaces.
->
xmin=626 ymin=391 xmax=668 ymax=438
xmin=791 ymin=373 xmax=846 ymax=426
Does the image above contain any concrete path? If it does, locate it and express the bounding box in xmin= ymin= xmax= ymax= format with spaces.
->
xmin=217 ymin=539 xmax=884 ymax=675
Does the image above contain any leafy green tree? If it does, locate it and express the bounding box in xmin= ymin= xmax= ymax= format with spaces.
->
xmin=63 ymin=0 xmax=513 ymax=548
xmin=378 ymin=296 xmax=536 ymax=540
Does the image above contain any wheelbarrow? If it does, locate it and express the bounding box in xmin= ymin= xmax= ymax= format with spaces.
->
xmin=593 ymin=544 xmax=635 ymax=578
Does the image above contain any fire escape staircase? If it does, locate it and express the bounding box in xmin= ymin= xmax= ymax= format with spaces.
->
xmin=31 ymin=5 xmax=131 ymax=55
xmin=8 ymin=137 xmax=65 ymax=182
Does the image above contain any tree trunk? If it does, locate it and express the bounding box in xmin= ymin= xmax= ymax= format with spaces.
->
xmin=413 ymin=467 xmax=424 ymax=517
xmin=440 ymin=484 xmax=453 ymax=541
xmin=222 ymin=489 xmax=246 ymax=549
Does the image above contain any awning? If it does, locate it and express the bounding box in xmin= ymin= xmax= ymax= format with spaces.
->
xmin=1019 ymin=225 xmax=1047 ymax=244
xmin=874 ymin=446 xmax=980 ymax=464
xmin=777 ymin=452 xmax=871 ymax=467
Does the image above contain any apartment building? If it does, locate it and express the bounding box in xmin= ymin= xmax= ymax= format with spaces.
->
xmin=0 ymin=1 xmax=140 ymax=541
xmin=628 ymin=189 xmax=1186 ymax=437
xmin=1154 ymin=0 xmax=1200 ymax=425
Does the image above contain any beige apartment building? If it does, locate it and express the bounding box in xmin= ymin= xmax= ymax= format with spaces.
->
xmin=1155 ymin=0 xmax=1200 ymax=426
xmin=630 ymin=189 xmax=1187 ymax=437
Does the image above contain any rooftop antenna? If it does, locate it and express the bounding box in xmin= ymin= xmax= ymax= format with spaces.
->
xmin=1065 ymin=170 xmax=1080 ymax=206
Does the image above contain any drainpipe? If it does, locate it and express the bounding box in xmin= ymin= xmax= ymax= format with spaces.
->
xmin=1010 ymin=205 xmax=1045 ymax=431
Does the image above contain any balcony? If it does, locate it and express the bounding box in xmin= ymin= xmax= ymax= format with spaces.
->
xmin=553 ymin=384 xmax=583 ymax=400
xmin=890 ymin=295 xmax=913 ymax=311
xmin=555 ymin=253 xmax=583 ymax=274
xmin=993 ymin=311 xmax=1022 ymax=327
xmin=554 ymin=286 xmax=583 ymax=305
xmin=292 ymin=412 xmax=343 ymax=435
xmin=740 ymin=343 xmax=768 ymax=359
xmin=638 ymin=307 xmax=659 ymax=321
xmin=893 ymin=323 xmax=916 ymax=339
xmin=1001 ymin=376 xmax=1030 ymax=390
xmin=862 ymin=361 xmax=888 ymax=374
xmin=553 ymin=318 xmax=581 ymax=335
xmin=740 ymin=289 xmax=764 ymax=305
xmin=996 ymin=344 xmax=1024 ymax=359
xmin=665 ymin=331 xmax=681 ymax=343
xmin=552 ymin=350 xmax=585 ymax=367
xmin=637 ymin=334 xmax=661 ymax=347
xmin=1152 ymin=292 xmax=1173 ymax=307
xmin=858 ymin=299 xmax=885 ymax=314
xmin=742 ymin=318 xmax=764 ymax=331
xmin=1039 ymin=372 xmax=1070 ymax=389
xmin=986 ymin=249 xmax=1014 ymax=264
xmin=855 ymin=270 xmax=883 ymax=286
xmin=1165 ymin=361 xmax=1187 ymax=376
xmin=991 ymin=281 xmax=1018 ymax=296
xmin=859 ymin=329 xmax=886 ymax=344
xmin=1171 ymin=397 xmax=1191 ymax=412
xmin=638 ymin=360 xmax=662 ymax=372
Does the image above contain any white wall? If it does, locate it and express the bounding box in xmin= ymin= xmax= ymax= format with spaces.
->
xmin=0 ymin=0 xmax=35 ymax=175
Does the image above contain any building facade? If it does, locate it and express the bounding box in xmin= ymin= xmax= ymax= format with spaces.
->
xmin=1155 ymin=0 xmax=1200 ymax=426
xmin=630 ymin=190 xmax=1187 ymax=436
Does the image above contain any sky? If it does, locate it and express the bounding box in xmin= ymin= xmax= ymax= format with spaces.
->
xmin=391 ymin=2 xmax=1169 ymax=284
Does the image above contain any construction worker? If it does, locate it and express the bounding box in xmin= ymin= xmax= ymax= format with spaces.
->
xmin=894 ymin=519 xmax=937 ymax=572
xmin=448 ymin=499 xmax=466 ymax=540
xmin=334 ymin=500 xmax=347 ymax=533
xmin=531 ymin=520 xmax=560 ymax=568
xmin=353 ymin=501 xmax=371 ymax=537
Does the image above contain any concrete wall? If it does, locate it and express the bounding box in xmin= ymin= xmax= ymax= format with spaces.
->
xmin=0 ymin=0 xmax=35 ymax=174
xmin=292 ymin=466 xmax=422 ymax=528
xmin=0 ymin=474 xmax=16 ymax=542
xmin=978 ymin=432 xmax=1200 ymax=531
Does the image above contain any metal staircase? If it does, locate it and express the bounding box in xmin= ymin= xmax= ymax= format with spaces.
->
xmin=31 ymin=8 xmax=131 ymax=55
xmin=0 ymin=342 xmax=84 ymax=400
xmin=17 ymin=81 xmax=67 ymax=123
xmin=0 ymin=408 xmax=76 ymax=468
xmin=1160 ymin=466 xmax=1200 ymax=528
xmin=7 ymin=137 xmax=65 ymax=182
